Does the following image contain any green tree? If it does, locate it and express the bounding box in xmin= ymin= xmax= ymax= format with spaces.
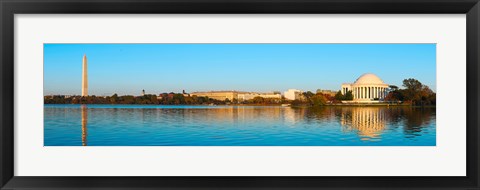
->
xmin=344 ymin=90 xmax=353 ymax=100
xmin=403 ymin=78 xmax=423 ymax=91
xmin=252 ymin=96 xmax=265 ymax=104
xmin=389 ymin=85 xmax=399 ymax=91
xmin=173 ymin=94 xmax=185 ymax=104
xmin=385 ymin=90 xmax=405 ymax=102
xmin=334 ymin=90 xmax=344 ymax=101
xmin=122 ymin=96 xmax=135 ymax=104
xmin=302 ymin=91 xmax=315 ymax=99
xmin=224 ymin=98 xmax=231 ymax=103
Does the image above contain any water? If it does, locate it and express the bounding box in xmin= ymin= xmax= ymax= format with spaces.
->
xmin=44 ymin=104 xmax=436 ymax=146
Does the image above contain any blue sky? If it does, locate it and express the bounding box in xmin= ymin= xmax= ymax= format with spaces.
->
xmin=44 ymin=44 xmax=436 ymax=96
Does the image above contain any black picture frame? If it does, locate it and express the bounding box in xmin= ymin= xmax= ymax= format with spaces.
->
xmin=1 ymin=0 xmax=479 ymax=189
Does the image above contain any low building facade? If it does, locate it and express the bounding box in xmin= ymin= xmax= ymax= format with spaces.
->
xmin=191 ymin=91 xmax=282 ymax=101
xmin=284 ymin=89 xmax=303 ymax=100
xmin=237 ymin=92 xmax=282 ymax=101
xmin=190 ymin=91 xmax=239 ymax=101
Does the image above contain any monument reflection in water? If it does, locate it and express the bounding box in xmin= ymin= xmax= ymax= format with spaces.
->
xmin=44 ymin=105 xmax=435 ymax=146
xmin=81 ymin=105 xmax=88 ymax=146
xmin=340 ymin=107 xmax=388 ymax=141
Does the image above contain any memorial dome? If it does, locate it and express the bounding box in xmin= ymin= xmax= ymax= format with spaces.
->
xmin=354 ymin=73 xmax=385 ymax=85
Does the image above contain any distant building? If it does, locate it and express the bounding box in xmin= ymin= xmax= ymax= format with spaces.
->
xmin=182 ymin=90 xmax=189 ymax=97
xmin=341 ymin=73 xmax=389 ymax=101
xmin=141 ymin=89 xmax=145 ymax=96
xmin=284 ymin=89 xmax=303 ymax=100
xmin=191 ymin=91 xmax=239 ymax=101
xmin=316 ymin=89 xmax=337 ymax=97
xmin=237 ymin=92 xmax=282 ymax=101
xmin=191 ymin=91 xmax=282 ymax=101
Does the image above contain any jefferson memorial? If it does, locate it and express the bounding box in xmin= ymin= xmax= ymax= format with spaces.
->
xmin=341 ymin=73 xmax=389 ymax=102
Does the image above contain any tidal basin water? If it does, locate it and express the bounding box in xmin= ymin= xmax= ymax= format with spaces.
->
xmin=44 ymin=104 xmax=436 ymax=146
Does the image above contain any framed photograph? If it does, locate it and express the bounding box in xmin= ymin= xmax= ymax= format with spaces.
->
xmin=1 ymin=0 xmax=479 ymax=189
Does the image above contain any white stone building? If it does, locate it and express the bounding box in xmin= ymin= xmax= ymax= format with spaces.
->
xmin=237 ymin=92 xmax=282 ymax=101
xmin=341 ymin=73 xmax=389 ymax=101
xmin=284 ymin=89 xmax=303 ymax=100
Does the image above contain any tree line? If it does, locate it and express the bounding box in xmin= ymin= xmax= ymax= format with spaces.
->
xmin=44 ymin=93 xmax=285 ymax=105
xmin=45 ymin=78 xmax=435 ymax=106
xmin=384 ymin=78 xmax=436 ymax=106
xmin=45 ymin=93 xmax=222 ymax=105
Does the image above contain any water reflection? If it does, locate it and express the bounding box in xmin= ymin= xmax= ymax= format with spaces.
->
xmin=44 ymin=105 xmax=435 ymax=146
xmin=340 ymin=107 xmax=387 ymax=141
xmin=81 ymin=105 xmax=87 ymax=146
xmin=385 ymin=107 xmax=436 ymax=137
xmin=305 ymin=106 xmax=435 ymax=141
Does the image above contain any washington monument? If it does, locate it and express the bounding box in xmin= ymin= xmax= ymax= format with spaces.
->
xmin=82 ymin=54 xmax=88 ymax=96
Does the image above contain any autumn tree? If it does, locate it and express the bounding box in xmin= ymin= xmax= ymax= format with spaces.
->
xmin=384 ymin=78 xmax=436 ymax=106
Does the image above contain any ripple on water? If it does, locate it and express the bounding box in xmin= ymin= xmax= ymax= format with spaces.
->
xmin=44 ymin=105 xmax=436 ymax=146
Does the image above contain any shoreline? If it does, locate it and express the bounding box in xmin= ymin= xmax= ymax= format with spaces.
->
xmin=44 ymin=103 xmax=436 ymax=108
